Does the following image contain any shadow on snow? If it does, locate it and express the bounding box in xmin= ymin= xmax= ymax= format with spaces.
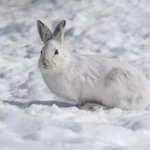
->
xmin=3 ymin=100 xmax=76 ymax=109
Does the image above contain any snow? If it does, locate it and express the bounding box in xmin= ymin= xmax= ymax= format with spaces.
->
xmin=0 ymin=0 xmax=150 ymax=149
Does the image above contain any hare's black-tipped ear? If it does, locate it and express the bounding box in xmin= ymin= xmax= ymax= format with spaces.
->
xmin=37 ymin=20 xmax=52 ymax=44
xmin=53 ymin=20 xmax=66 ymax=43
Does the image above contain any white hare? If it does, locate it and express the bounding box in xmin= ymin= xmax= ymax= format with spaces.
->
xmin=37 ymin=20 xmax=150 ymax=110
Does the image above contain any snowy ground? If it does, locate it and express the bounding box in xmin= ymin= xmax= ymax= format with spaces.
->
xmin=1 ymin=0 xmax=150 ymax=149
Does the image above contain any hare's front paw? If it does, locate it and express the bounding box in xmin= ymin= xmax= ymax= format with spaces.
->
xmin=78 ymin=103 xmax=108 ymax=111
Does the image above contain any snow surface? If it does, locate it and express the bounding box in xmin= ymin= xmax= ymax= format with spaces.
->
xmin=1 ymin=0 xmax=150 ymax=149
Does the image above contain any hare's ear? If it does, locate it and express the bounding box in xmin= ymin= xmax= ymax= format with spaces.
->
xmin=53 ymin=20 xmax=66 ymax=43
xmin=37 ymin=20 xmax=52 ymax=44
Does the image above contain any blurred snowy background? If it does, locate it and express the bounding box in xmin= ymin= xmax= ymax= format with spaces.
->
xmin=0 ymin=0 xmax=150 ymax=149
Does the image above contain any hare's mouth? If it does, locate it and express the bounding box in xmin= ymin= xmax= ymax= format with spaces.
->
xmin=42 ymin=60 xmax=55 ymax=69
xmin=43 ymin=63 xmax=50 ymax=69
xmin=43 ymin=65 xmax=49 ymax=69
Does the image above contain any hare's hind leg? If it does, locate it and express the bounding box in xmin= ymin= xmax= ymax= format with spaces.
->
xmin=104 ymin=68 xmax=148 ymax=110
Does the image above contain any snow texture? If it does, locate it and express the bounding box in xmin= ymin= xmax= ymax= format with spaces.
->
xmin=0 ymin=0 xmax=150 ymax=149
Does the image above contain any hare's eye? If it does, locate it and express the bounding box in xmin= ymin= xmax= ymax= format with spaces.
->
xmin=54 ymin=49 xmax=59 ymax=55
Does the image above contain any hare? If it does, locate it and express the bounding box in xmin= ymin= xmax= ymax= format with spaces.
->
xmin=37 ymin=20 xmax=150 ymax=110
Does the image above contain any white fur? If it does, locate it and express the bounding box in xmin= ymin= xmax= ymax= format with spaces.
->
xmin=37 ymin=20 xmax=150 ymax=110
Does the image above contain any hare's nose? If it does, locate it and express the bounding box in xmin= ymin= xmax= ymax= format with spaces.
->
xmin=43 ymin=59 xmax=49 ymax=68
